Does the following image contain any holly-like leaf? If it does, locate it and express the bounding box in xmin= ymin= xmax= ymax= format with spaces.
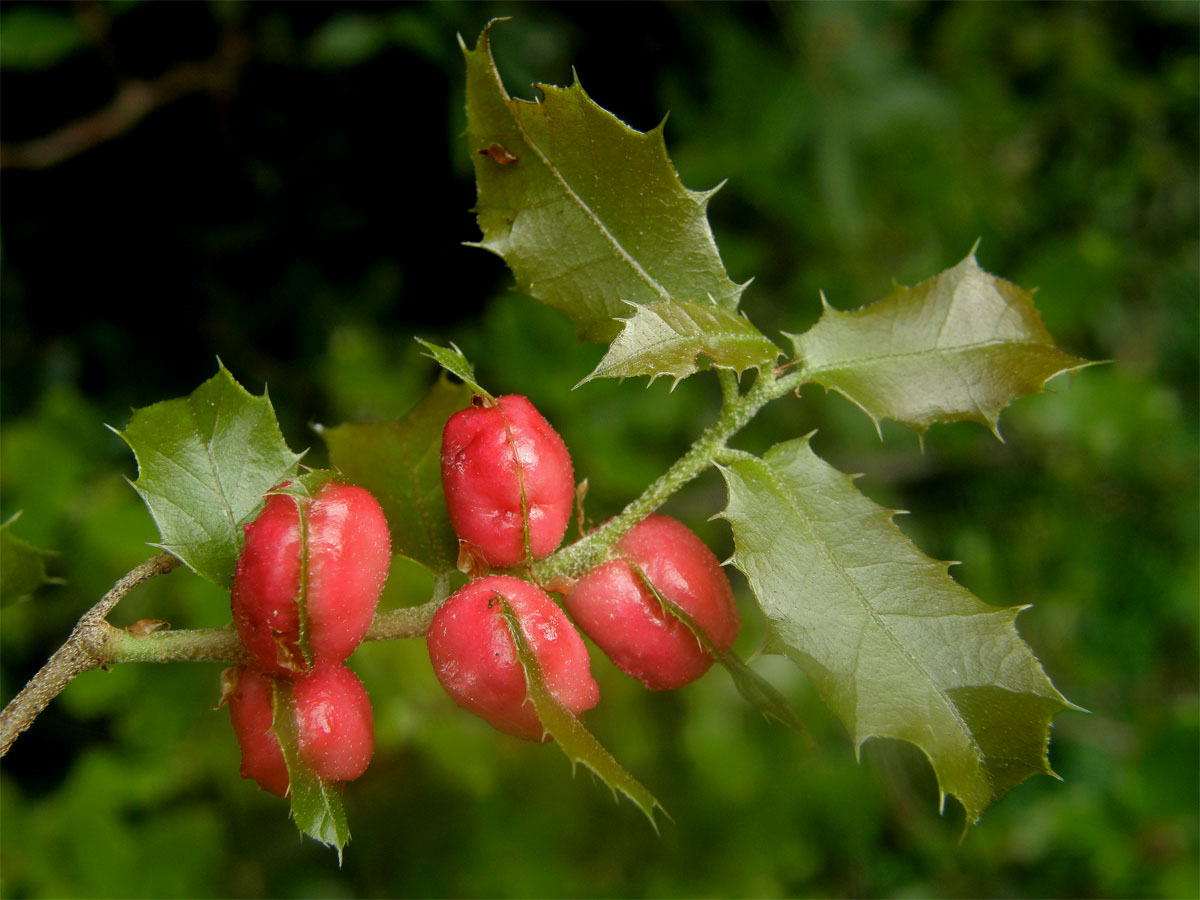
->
xmin=113 ymin=363 xmax=304 ymax=588
xmin=717 ymin=437 xmax=1076 ymax=825
xmin=319 ymin=377 xmax=475 ymax=575
xmin=463 ymin=21 xmax=746 ymax=343
xmin=496 ymin=596 xmax=666 ymax=829
xmin=271 ymin=679 xmax=350 ymax=863
xmin=0 ymin=512 xmax=60 ymax=606
xmin=580 ymin=300 xmax=781 ymax=387
xmin=415 ymin=339 xmax=492 ymax=398
xmin=789 ymin=252 xmax=1091 ymax=436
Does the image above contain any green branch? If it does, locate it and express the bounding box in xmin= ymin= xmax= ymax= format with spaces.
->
xmin=1 ymin=366 xmax=804 ymax=760
xmin=533 ymin=367 xmax=803 ymax=582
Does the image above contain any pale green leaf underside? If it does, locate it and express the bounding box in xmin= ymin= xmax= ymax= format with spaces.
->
xmin=114 ymin=363 xmax=304 ymax=588
xmin=271 ymin=679 xmax=350 ymax=863
xmin=463 ymin=21 xmax=744 ymax=343
xmin=497 ymin=597 xmax=666 ymax=829
xmin=320 ymin=376 xmax=475 ymax=576
xmin=415 ymin=339 xmax=491 ymax=398
xmin=789 ymin=253 xmax=1090 ymax=435
xmin=719 ymin=652 xmax=813 ymax=741
xmin=581 ymin=300 xmax=781 ymax=386
xmin=718 ymin=437 xmax=1073 ymax=825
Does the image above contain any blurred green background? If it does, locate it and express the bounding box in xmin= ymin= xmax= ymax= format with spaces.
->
xmin=2 ymin=2 xmax=1196 ymax=897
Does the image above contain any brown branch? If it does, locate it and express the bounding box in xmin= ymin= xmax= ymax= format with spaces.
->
xmin=0 ymin=551 xmax=179 ymax=757
xmin=0 ymin=33 xmax=247 ymax=171
xmin=0 ymin=541 xmax=447 ymax=758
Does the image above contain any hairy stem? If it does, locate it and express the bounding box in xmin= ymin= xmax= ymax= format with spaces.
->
xmin=533 ymin=368 xmax=803 ymax=581
xmin=2 ymin=574 xmax=440 ymax=757
xmin=103 ymin=624 xmax=245 ymax=664
xmin=364 ymin=600 xmax=442 ymax=642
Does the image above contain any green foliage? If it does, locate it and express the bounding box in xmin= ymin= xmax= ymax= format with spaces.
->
xmin=468 ymin=25 xmax=1080 ymax=826
xmin=583 ymin=300 xmax=781 ymax=387
xmin=270 ymin=678 xmax=351 ymax=863
xmin=463 ymin=21 xmax=747 ymax=344
xmin=112 ymin=363 xmax=304 ymax=588
xmin=1 ymin=3 xmax=1195 ymax=897
xmin=497 ymin=596 xmax=666 ymax=829
xmin=320 ymin=375 xmax=475 ymax=576
xmin=413 ymin=340 xmax=492 ymax=400
xmin=719 ymin=437 xmax=1073 ymax=824
xmin=0 ymin=5 xmax=87 ymax=70
xmin=790 ymin=253 xmax=1091 ymax=436
xmin=0 ymin=513 xmax=60 ymax=606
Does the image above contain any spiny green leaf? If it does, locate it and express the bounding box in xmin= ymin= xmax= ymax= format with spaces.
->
xmin=580 ymin=300 xmax=781 ymax=387
xmin=717 ymin=438 xmax=1076 ymax=826
xmin=112 ymin=363 xmax=304 ymax=588
xmin=463 ymin=20 xmax=746 ymax=343
xmin=788 ymin=252 xmax=1091 ymax=437
xmin=496 ymin=596 xmax=666 ymax=830
xmin=0 ymin=512 xmax=61 ymax=606
xmin=319 ymin=377 xmax=474 ymax=576
xmin=415 ymin=339 xmax=492 ymax=398
xmin=271 ymin=679 xmax=351 ymax=863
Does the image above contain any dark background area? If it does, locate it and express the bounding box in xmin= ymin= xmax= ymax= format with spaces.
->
xmin=2 ymin=2 xmax=1197 ymax=897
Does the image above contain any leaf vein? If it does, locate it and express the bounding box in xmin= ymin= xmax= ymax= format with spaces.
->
xmin=514 ymin=116 xmax=674 ymax=306
xmin=758 ymin=454 xmax=978 ymax=753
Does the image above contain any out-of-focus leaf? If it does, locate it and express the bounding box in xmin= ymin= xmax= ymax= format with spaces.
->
xmin=270 ymin=679 xmax=350 ymax=863
xmin=112 ymin=363 xmax=303 ymax=588
xmin=0 ymin=6 xmax=87 ymax=71
xmin=0 ymin=512 xmax=60 ymax=605
xmin=319 ymin=377 xmax=474 ymax=576
xmin=718 ymin=437 xmax=1076 ymax=825
xmin=415 ymin=339 xmax=491 ymax=398
xmin=788 ymin=253 xmax=1091 ymax=436
xmin=307 ymin=12 xmax=389 ymax=68
xmin=581 ymin=300 xmax=780 ymax=386
xmin=463 ymin=21 xmax=746 ymax=343
xmin=497 ymin=596 xmax=666 ymax=829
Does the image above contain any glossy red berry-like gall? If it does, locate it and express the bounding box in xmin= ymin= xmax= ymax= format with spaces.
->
xmin=231 ymin=481 xmax=391 ymax=677
xmin=427 ymin=574 xmax=599 ymax=741
xmin=441 ymin=395 xmax=574 ymax=569
xmin=227 ymin=664 xmax=289 ymax=797
xmin=226 ymin=662 xmax=375 ymax=793
xmin=292 ymin=663 xmax=375 ymax=783
xmin=564 ymin=514 xmax=740 ymax=690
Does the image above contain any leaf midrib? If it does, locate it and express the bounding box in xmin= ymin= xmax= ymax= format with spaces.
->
xmin=752 ymin=451 xmax=979 ymax=759
xmin=800 ymin=336 xmax=1065 ymax=378
xmin=503 ymin=96 xmax=675 ymax=306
